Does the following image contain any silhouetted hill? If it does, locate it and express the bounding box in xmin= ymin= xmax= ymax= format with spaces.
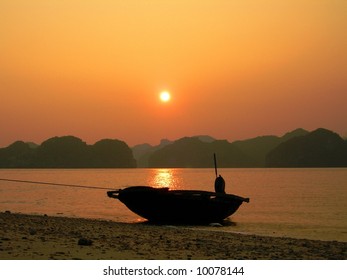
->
xmin=36 ymin=136 xmax=89 ymax=167
xmin=132 ymin=136 xmax=216 ymax=167
xmin=233 ymin=128 xmax=308 ymax=166
xmin=89 ymin=139 xmax=136 ymax=168
xmin=194 ymin=135 xmax=216 ymax=143
xmin=233 ymin=135 xmax=281 ymax=167
xmin=132 ymin=143 xmax=154 ymax=160
xmin=0 ymin=136 xmax=136 ymax=168
xmin=132 ymin=139 xmax=173 ymax=167
xmin=0 ymin=141 xmax=36 ymax=168
xmin=1 ymin=128 xmax=345 ymax=168
xmin=266 ymin=128 xmax=347 ymax=167
xmin=281 ymin=128 xmax=309 ymax=142
xmin=148 ymin=137 xmax=254 ymax=168
xmin=147 ymin=129 xmax=309 ymax=168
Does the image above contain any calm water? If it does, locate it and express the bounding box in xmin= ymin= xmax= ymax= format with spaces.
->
xmin=0 ymin=168 xmax=346 ymax=242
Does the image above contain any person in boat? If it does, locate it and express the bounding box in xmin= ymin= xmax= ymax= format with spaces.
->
xmin=214 ymin=174 xmax=225 ymax=193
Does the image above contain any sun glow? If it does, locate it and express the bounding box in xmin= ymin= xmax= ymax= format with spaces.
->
xmin=159 ymin=91 xmax=171 ymax=102
xmin=149 ymin=169 xmax=182 ymax=189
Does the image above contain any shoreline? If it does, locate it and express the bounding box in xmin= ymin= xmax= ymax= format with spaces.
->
xmin=0 ymin=212 xmax=346 ymax=260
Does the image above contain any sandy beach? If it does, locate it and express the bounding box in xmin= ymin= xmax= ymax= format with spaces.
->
xmin=0 ymin=212 xmax=346 ymax=260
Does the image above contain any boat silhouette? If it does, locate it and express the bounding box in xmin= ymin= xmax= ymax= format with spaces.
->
xmin=107 ymin=186 xmax=249 ymax=224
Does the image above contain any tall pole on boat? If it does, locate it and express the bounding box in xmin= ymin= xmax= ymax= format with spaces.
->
xmin=214 ymin=153 xmax=218 ymax=178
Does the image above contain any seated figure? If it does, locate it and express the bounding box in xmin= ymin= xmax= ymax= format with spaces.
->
xmin=214 ymin=175 xmax=225 ymax=193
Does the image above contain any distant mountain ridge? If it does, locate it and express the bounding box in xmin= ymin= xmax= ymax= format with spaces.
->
xmin=0 ymin=136 xmax=136 ymax=168
xmin=145 ymin=129 xmax=311 ymax=168
xmin=266 ymin=128 xmax=347 ymax=167
xmin=147 ymin=137 xmax=252 ymax=168
xmin=1 ymin=128 xmax=346 ymax=168
xmin=132 ymin=135 xmax=216 ymax=167
xmin=233 ymin=128 xmax=309 ymax=166
xmin=132 ymin=139 xmax=173 ymax=167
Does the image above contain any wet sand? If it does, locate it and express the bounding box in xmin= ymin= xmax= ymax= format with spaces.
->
xmin=0 ymin=212 xmax=346 ymax=260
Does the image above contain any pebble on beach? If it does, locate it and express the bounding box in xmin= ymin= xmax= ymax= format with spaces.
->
xmin=78 ymin=238 xmax=93 ymax=246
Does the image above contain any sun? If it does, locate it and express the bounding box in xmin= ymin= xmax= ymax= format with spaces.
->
xmin=159 ymin=91 xmax=171 ymax=102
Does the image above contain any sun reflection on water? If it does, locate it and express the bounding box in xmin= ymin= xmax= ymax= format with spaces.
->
xmin=147 ymin=169 xmax=183 ymax=190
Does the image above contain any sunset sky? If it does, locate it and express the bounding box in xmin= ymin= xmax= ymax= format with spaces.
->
xmin=1 ymin=0 xmax=346 ymax=147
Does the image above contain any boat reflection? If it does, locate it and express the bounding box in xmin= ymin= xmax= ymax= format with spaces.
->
xmin=147 ymin=169 xmax=183 ymax=190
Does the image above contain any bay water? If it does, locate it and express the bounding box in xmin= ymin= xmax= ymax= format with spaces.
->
xmin=0 ymin=168 xmax=346 ymax=242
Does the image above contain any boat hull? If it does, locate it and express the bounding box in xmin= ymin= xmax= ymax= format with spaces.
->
xmin=108 ymin=186 xmax=249 ymax=224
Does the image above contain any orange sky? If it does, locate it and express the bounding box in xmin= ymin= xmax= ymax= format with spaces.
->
xmin=1 ymin=0 xmax=346 ymax=147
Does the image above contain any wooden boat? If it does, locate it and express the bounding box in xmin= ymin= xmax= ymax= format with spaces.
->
xmin=107 ymin=186 xmax=249 ymax=224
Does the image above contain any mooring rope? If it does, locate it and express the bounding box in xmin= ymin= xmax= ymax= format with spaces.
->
xmin=0 ymin=178 xmax=115 ymax=191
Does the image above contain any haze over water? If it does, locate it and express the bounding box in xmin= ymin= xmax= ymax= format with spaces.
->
xmin=0 ymin=168 xmax=346 ymax=242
